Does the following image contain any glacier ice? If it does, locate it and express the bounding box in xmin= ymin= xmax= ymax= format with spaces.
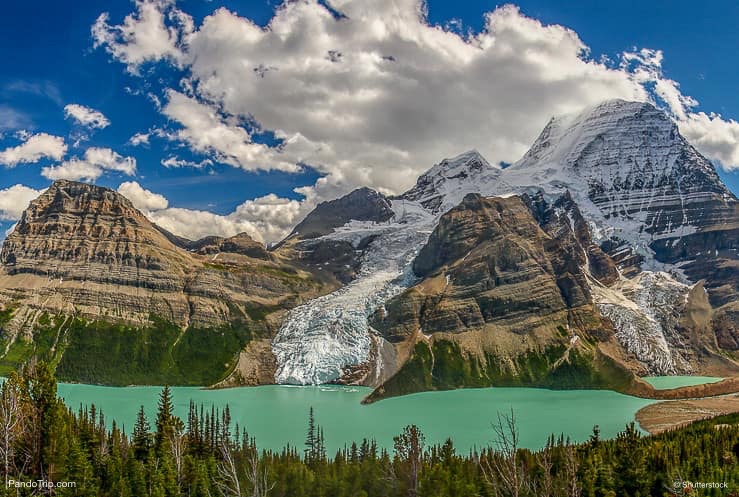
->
xmin=272 ymin=200 xmax=436 ymax=385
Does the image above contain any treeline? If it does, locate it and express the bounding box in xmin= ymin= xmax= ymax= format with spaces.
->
xmin=0 ymin=360 xmax=737 ymax=496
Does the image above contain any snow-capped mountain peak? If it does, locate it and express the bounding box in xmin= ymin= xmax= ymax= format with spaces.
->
xmin=513 ymin=99 xmax=660 ymax=171
xmin=401 ymin=148 xmax=506 ymax=213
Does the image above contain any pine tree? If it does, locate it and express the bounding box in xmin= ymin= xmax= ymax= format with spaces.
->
xmin=133 ymin=405 xmax=151 ymax=461
xmin=305 ymin=406 xmax=317 ymax=464
xmin=27 ymin=360 xmax=69 ymax=481
xmin=155 ymin=386 xmax=174 ymax=455
xmin=393 ymin=425 xmax=425 ymax=497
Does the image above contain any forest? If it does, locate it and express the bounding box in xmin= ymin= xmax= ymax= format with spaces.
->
xmin=0 ymin=360 xmax=737 ymax=496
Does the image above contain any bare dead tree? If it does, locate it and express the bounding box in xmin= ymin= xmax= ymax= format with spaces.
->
xmin=168 ymin=418 xmax=187 ymax=490
xmin=215 ymin=441 xmax=275 ymax=497
xmin=244 ymin=448 xmax=275 ymax=497
xmin=215 ymin=441 xmax=243 ymax=497
xmin=0 ymin=377 xmax=25 ymax=483
xmin=535 ymin=444 xmax=554 ymax=497
xmin=480 ymin=408 xmax=531 ymax=497
xmin=562 ymin=444 xmax=581 ymax=497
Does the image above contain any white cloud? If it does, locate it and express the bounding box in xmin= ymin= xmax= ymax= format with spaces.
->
xmin=92 ymin=0 xmax=193 ymax=75
xmin=118 ymin=180 xmax=169 ymax=210
xmin=64 ymin=104 xmax=111 ymax=129
xmin=679 ymin=112 xmax=739 ymax=171
xmin=129 ymin=132 xmax=150 ymax=146
xmin=42 ymin=147 xmax=137 ymax=181
xmin=0 ymin=133 xmax=67 ymax=167
xmin=112 ymin=179 xmax=302 ymax=243
xmin=161 ymin=90 xmax=302 ymax=172
xmin=94 ymin=0 xmax=739 ymax=239
xmin=0 ymin=184 xmax=43 ymax=221
xmin=149 ymin=192 xmax=303 ymax=243
xmin=160 ymin=155 xmax=212 ymax=168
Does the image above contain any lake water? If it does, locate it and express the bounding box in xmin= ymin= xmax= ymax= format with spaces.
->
xmin=641 ymin=376 xmax=723 ymax=390
xmin=54 ymin=383 xmax=656 ymax=453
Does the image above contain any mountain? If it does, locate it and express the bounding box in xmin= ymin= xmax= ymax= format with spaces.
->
xmin=366 ymin=192 xmax=640 ymax=400
xmin=506 ymin=100 xmax=738 ymax=375
xmin=289 ymin=186 xmax=394 ymax=240
xmin=267 ymin=99 xmax=739 ymax=399
xmin=0 ymin=180 xmax=336 ymax=385
xmin=0 ymin=99 xmax=737 ymax=401
xmin=274 ymin=187 xmax=396 ymax=284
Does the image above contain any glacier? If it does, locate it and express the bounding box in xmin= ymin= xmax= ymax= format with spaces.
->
xmin=272 ymin=200 xmax=436 ymax=385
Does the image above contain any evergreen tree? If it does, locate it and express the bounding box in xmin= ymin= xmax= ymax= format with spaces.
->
xmin=155 ymin=386 xmax=174 ymax=455
xmin=393 ymin=425 xmax=425 ymax=497
xmin=26 ymin=360 xmax=69 ymax=481
xmin=132 ymin=405 xmax=151 ymax=461
xmin=305 ymin=406 xmax=317 ymax=464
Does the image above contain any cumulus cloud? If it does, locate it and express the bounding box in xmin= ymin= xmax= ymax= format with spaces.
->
xmin=0 ymin=184 xmax=43 ymax=221
xmin=64 ymin=104 xmax=111 ymax=129
xmin=94 ymin=0 xmax=739 ymax=239
xmin=678 ymin=112 xmax=739 ymax=171
xmin=42 ymin=147 xmax=137 ymax=181
xmin=92 ymin=0 xmax=193 ymax=74
xmin=161 ymin=90 xmax=302 ymax=172
xmin=150 ymin=193 xmax=303 ymax=243
xmin=0 ymin=133 xmax=67 ymax=167
xmin=117 ymin=180 xmax=169 ymax=210
xmin=113 ymin=179 xmax=301 ymax=242
xmin=160 ymin=156 xmax=212 ymax=168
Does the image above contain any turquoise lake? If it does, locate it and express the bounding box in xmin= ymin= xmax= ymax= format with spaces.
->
xmin=641 ymin=375 xmax=723 ymax=389
xmin=54 ymin=383 xmax=656 ymax=453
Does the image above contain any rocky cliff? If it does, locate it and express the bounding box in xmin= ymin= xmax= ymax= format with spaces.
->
xmin=367 ymin=193 xmax=642 ymax=399
xmin=0 ymin=180 xmax=335 ymax=385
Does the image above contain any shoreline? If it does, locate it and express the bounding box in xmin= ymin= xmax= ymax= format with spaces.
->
xmin=636 ymin=393 xmax=739 ymax=434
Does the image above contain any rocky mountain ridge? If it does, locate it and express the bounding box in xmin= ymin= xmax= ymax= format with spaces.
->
xmin=0 ymin=99 xmax=737 ymax=400
xmin=0 ymin=180 xmax=338 ymax=385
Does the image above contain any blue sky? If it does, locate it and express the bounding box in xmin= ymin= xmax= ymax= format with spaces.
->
xmin=0 ymin=0 xmax=737 ymax=241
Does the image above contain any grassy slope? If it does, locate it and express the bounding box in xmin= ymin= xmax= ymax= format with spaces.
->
xmin=0 ymin=312 xmax=261 ymax=386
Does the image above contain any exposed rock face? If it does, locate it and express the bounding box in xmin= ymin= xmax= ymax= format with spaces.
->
xmin=276 ymin=187 xmax=396 ymax=284
xmin=289 ymin=187 xmax=394 ymax=239
xmin=371 ymin=194 xmax=632 ymax=393
xmin=507 ymin=99 xmax=738 ymax=311
xmin=368 ymin=193 xmax=639 ymax=400
xmin=378 ymin=193 xmax=590 ymax=339
xmin=1 ymin=180 xmax=190 ymax=289
xmin=0 ymin=181 xmax=314 ymax=328
xmin=160 ymin=229 xmax=270 ymax=260
xmin=191 ymin=232 xmax=270 ymax=260
xmin=0 ymin=180 xmax=334 ymax=385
